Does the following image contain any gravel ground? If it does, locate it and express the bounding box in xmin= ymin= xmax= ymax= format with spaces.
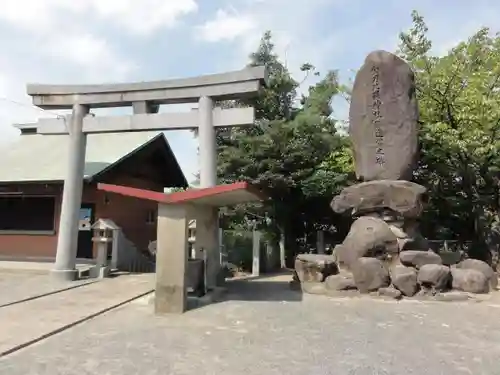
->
xmin=1 ymin=276 xmax=500 ymax=375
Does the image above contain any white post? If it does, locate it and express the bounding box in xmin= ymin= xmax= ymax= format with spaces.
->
xmin=219 ymin=228 xmax=224 ymax=265
xmin=52 ymin=103 xmax=88 ymax=281
xmin=279 ymin=231 xmax=286 ymax=269
xmin=252 ymin=230 xmax=261 ymax=277
xmin=316 ymin=230 xmax=325 ymax=254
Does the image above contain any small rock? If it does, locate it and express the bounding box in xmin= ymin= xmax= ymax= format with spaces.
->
xmin=400 ymin=250 xmax=442 ymax=269
xmin=325 ymin=273 xmax=357 ymax=291
xmin=378 ymin=286 xmax=403 ymax=299
xmin=389 ymin=224 xmax=407 ymax=239
xmin=434 ymin=291 xmax=470 ymax=302
xmin=295 ymin=254 xmax=338 ymax=283
xmin=457 ymin=259 xmax=497 ymax=290
xmin=413 ymin=288 xmax=434 ymax=299
xmin=391 ymin=265 xmax=418 ymax=296
xmin=417 ymin=264 xmax=451 ymax=291
xmin=451 ymin=268 xmax=489 ymax=294
xmin=351 ymin=257 xmax=390 ymax=293
xmin=301 ymin=282 xmax=327 ymax=295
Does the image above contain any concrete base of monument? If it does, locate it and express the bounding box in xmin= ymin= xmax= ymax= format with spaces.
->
xmin=295 ymin=281 xmax=498 ymax=302
xmin=294 ymin=253 xmax=499 ymax=302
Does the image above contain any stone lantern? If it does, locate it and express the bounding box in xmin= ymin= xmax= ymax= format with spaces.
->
xmin=90 ymin=218 xmax=119 ymax=278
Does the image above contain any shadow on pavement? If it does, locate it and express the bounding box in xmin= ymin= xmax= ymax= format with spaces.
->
xmin=223 ymin=278 xmax=302 ymax=302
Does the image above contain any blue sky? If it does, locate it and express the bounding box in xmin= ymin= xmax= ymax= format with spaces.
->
xmin=0 ymin=0 xmax=498 ymax=183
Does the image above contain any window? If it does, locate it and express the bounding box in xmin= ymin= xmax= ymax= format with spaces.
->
xmin=0 ymin=196 xmax=56 ymax=232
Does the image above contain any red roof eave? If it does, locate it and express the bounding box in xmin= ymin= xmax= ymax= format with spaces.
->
xmin=97 ymin=182 xmax=267 ymax=206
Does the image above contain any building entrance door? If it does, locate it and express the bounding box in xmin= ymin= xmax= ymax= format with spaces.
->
xmin=77 ymin=203 xmax=95 ymax=259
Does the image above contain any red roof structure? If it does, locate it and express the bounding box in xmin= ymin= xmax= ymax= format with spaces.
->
xmin=97 ymin=182 xmax=267 ymax=207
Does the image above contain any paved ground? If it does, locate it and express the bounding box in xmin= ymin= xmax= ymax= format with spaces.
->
xmin=0 ymin=272 xmax=95 ymax=307
xmin=0 ymin=273 xmax=153 ymax=356
xmin=0 ymin=261 xmax=91 ymax=275
xmin=1 ymin=274 xmax=500 ymax=374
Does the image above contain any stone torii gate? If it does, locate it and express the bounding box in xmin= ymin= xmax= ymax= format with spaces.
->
xmin=25 ymin=67 xmax=267 ymax=283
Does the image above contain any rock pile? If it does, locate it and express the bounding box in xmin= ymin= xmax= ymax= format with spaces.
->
xmin=293 ymin=252 xmax=497 ymax=299
xmin=292 ymin=50 xmax=498 ymax=300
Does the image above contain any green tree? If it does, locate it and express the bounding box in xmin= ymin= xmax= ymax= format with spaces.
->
xmin=398 ymin=11 xmax=500 ymax=263
xmin=217 ymin=31 xmax=351 ymax=266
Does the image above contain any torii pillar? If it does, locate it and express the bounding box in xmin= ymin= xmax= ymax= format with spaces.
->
xmin=98 ymin=182 xmax=267 ymax=314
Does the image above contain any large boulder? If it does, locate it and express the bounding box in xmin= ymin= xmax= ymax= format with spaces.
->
xmin=456 ymin=259 xmax=497 ymax=290
xmin=400 ymin=250 xmax=442 ymax=269
xmin=349 ymin=50 xmax=419 ymax=181
xmin=391 ymin=265 xmax=418 ymax=296
xmin=325 ymin=273 xmax=357 ymax=291
xmin=451 ymin=268 xmax=489 ymax=294
xmin=294 ymin=254 xmax=338 ymax=283
xmin=331 ymin=180 xmax=427 ymax=218
xmin=335 ymin=216 xmax=398 ymax=269
xmin=351 ymin=257 xmax=390 ymax=293
xmin=417 ymin=264 xmax=451 ymax=291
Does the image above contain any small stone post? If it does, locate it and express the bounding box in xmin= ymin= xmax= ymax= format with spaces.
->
xmin=316 ymin=230 xmax=325 ymax=254
xmin=252 ymin=229 xmax=261 ymax=277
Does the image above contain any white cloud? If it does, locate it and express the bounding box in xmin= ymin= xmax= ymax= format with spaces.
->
xmin=88 ymin=0 xmax=198 ymax=36
xmin=197 ymin=9 xmax=257 ymax=42
xmin=196 ymin=0 xmax=338 ymax=91
xmin=42 ymin=33 xmax=135 ymax=81
xmin=0 ymin=0 xmax=198 ymax=36
xmin=0 ymin=0 xmax=200 ymax=149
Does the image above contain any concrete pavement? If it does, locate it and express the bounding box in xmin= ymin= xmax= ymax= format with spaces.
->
xmin=1 ymin=274 xmax=500 ymax=374
xmin=0 ymin=274 xmax=153 ymax=357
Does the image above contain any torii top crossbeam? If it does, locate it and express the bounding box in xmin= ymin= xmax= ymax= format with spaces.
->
xmin=26 ymin=66 xmax=268 ymax=109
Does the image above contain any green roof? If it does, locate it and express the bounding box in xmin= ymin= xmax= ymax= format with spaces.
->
xmin=0 ymin=131 xmax=174 ymax=183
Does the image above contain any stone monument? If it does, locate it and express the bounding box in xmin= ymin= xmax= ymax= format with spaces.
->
xmin=293 ymin=50 xmax=498 ymax=299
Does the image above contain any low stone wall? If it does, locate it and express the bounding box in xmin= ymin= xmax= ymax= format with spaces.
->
xmin=293 ymin=253 xmax=498 ymax=301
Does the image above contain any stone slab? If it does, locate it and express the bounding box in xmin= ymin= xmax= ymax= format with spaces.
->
xmin=0 ymin=274 xmax=153 ymax=356
xmin=27 ymin=66 xmax=267 ymax=109
xmin=331 ymin=180 xmax=427 ymax=217
xmin=350 ymin=50 xmax=419 ymax=181
xmin=35 ymin=107 xmax=256 ymax=134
